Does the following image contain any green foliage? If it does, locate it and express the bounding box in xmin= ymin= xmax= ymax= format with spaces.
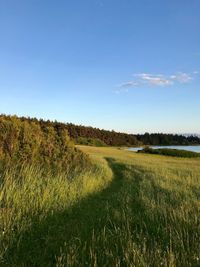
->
xmin=0 ymin=115 xmax=90 ymax=173
xmin=75 ymin=137 xmax=107 ymax=147
xmin=1 ymin=114 xmax=199 ymax=148
xmin=139 ymin=147 xmax=200 ymax=158
xmin=66 ymin=124 xmax=141 ymax=146
xmin=0 ymin=114 xmax=141 ymax=149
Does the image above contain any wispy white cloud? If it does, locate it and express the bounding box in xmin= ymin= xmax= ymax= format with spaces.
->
xmin=118 ymin=71 xmax=197 ymax=91
xmin=115 ymin=81 xmax=139 ymax=93
xmin=135 ymin=73 xmax=173 ymax=86
xmin=193 ymin=71 xmax=199 ymax=74
xmin=170 ymin=72 xmax=192 ymax=83
xmin=118 ymin=81 xmax=139 ymax=88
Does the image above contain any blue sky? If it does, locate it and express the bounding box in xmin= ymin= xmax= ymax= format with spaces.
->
xmin=0 ymin=0 xmax=200 ymax=134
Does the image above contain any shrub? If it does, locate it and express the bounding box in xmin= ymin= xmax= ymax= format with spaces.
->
xmin=75 ymin=137 xmax=107 ymax=147
xmin=0 ymin=115 xmax=90 ymax=173
xmin=138 ymin=147 xmax=200 ymax=158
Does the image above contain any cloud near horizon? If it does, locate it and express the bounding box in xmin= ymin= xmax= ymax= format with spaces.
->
xmin=117 ymin=71 xmax=198 ymax=92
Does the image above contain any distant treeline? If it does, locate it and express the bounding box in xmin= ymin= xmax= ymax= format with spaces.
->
xmin=0 ymin=115 xmax=90 ymax=173
xmin=66 ymin=123 xmax=200 ymax=146
xmin=2 ymin=115 xmax=140 ymax=147
xmin=0 ymin=115 xmax=199 ymax=153
xmin=66 ymin=123 xmax=140 ymax=146
xmin=136 ymin=133 xmax=200 ymax=146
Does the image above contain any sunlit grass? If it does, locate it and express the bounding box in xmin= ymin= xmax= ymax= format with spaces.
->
xmin=0 ymin=146 xmax=200 ymax=266
xmin=0 ymin=158 xmax=112 ymax=265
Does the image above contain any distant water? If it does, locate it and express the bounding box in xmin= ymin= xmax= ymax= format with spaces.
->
xmin=128 ymin=146 xmax=200 ymax=153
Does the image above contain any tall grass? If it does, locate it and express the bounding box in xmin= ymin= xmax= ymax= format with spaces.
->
xmin=0 ymin=146 xmax=200 ymax=266
xmin=0 ymin=159 xmax=112 ymax=266
xmin=54 ymin=158 xmax=200 ymax=266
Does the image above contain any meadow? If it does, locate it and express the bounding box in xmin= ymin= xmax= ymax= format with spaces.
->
xmin=0 ymin=146 xmax=200 ymax=266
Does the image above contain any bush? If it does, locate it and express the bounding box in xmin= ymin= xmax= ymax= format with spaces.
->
xmin=0 ymin=115 xmax=91 ymax=173
xmin=138 ymin=147 xmax=200 ymax=158
xmin=75 ymin=137 xmax=107 ymax=147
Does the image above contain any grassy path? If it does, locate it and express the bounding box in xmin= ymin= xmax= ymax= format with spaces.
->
xmin=3 ymin=158 xmax=128 ymax=266
xmin=1 ymin=147 xmax=200 ymax=266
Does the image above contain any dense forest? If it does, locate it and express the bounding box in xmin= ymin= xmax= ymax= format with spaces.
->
xmin=68 ymin=126 xmax=200 ymax=146
xmin=0 ymin=115 xmax=199 ymax=152
xmin=136 ymin=133 xmax=200 ymax=146
xmin=66 ymin=123 xmax=140 ymax=146
xmin=0 ymin=115 xmax=141 ymax=147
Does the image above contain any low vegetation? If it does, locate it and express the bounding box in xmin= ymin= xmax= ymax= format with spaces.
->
xmin=138 ymin=147 xmax=200 ymax=158
xmin=0 ymin=158 xmax=112 ymax=266
xmin=0 ymin=144 xmax=200 ymax=266
xmin=75 ymin=137 xmax=107 ymax=147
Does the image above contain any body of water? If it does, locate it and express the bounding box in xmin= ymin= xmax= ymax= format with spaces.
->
xmin=128 ymin=146 xmax=200 ymax=153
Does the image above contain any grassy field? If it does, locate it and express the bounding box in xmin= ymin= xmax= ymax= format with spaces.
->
xmin=0 ymin=146 xmax=200 ymax=266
